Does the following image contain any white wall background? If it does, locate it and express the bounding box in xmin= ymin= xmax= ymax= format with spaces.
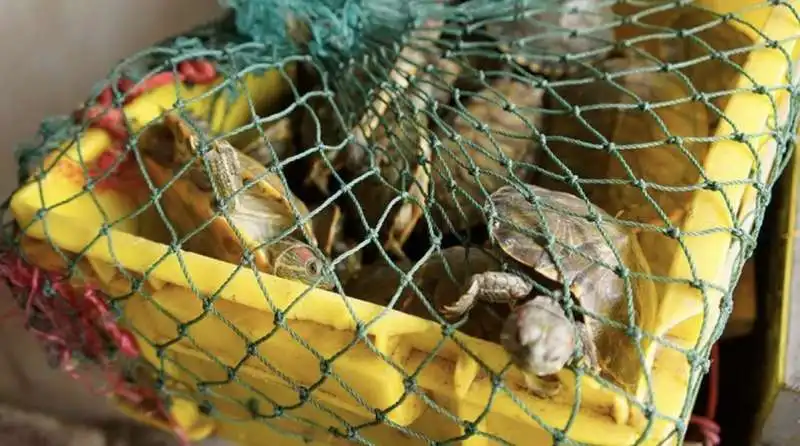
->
xmin=0 ymin=0 xmax=224 ymax=421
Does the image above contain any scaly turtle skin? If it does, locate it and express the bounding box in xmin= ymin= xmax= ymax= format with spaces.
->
xmin=138 ymin=113 xmax=334 ymax=289
xmin=442 ymin=184 xmax=656 ymax=397
xmin=433 ymin=78 xmax=543 ymax=233
xmin=483 ymin=0 xmax=615 ymax=77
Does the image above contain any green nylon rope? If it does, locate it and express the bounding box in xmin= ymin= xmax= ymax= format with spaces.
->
xmin=1 ymin=2 xmax=798 ymax=445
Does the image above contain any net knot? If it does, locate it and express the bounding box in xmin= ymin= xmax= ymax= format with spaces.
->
xmin=273 ymin=310 xmax=286 ymax=326
xmin=222 ymin=0 xmax=368 ymax=58
xmin=199 ymin=400 xmax=215 ymax=415
xmin=297 ymin=386 xmax=310 ymax=402
xmin=462 ymin=421 xmax=477 ymax=436
xmin=319 ymin=359 xmax=331 ymax=375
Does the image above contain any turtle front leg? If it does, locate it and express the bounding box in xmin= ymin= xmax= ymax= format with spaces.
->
xmin=440 ymin=271 xmax=533 ymax=318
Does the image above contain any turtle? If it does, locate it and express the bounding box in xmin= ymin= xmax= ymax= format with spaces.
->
xmin=431 ymin=78 xmax=544 ymax=234
xmin=538 ymin=54 xmax=709 ymax=280
xmin=137 ymin=112 xmax=334 ymax=289
xmin=440 ymin=184 xmax=658 ymax=397
xmin=482 ymin=0 xmax=616 ymax=77
xmin=311 ymin=203 xmax=363 ymax=285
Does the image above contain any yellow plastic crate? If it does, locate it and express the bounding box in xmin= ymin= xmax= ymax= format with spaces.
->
xmin=7 ymin=2 xmax=800 ymax=445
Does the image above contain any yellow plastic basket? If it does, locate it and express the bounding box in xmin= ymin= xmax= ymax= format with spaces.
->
xmin=8 ymin=1 xmax=800 ymax=444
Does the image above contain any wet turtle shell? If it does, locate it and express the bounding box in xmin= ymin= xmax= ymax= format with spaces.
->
xmin=138 ymin=113 xmax=333 ymax=289
xmin=483 ymin=0 xmax=615 ymax=77
xmin=489 ymin=184 xmax=657 ymax=390
xmin=432 ymin=78 xmax=543 ymax=233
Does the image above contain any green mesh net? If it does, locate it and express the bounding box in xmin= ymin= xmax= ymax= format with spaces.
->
xmin=2 ymin=1 xmax=799 ymax=444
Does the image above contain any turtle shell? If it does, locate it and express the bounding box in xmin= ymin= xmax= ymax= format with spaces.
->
xmin=432 ymin=78 xmax=543 ymax=233
xmin=138 ymin=113 xmax=330 ymax=288
xmin=483 ymin=0 xmax=615 ymax=77
xmin=488 ymin=184 xmax=657 ymax=390
xmin=490 ymin=185 xmax=629 ymax=301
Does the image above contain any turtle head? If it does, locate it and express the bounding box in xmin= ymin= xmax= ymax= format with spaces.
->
xmin=500 ymin=296 xmax=575 ymax=376
xmin=268 ymin=238 xmax=336 ymax=290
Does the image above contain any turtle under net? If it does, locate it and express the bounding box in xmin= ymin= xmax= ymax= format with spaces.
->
xmin=1 ymin=1 xmax=799 ymax=445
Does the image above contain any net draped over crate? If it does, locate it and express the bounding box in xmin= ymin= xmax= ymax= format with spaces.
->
xmin=1 ymin=1 xmax=799 ymax=445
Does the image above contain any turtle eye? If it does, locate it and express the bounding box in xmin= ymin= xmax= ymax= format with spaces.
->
xmin=305 ymin=258 xmax=321 ymax=276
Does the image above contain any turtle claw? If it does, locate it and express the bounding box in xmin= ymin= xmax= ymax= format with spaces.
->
xmin=440 ymin=277 xmax=481 ymax=319
xmin=440 ymin=294 xmax=475 ymax=319
xmin=523 ymin=373 xmax=562 ymax=399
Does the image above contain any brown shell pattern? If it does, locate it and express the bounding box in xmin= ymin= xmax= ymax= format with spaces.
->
xmin=490 ymin=184 xmax=630 ymax=315
xmin=538 ymin=54 xmax=710 ymax=284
